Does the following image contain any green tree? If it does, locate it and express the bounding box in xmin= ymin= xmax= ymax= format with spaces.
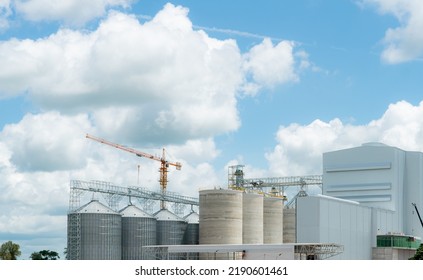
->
xmin=410 ymin=244 xmax=423 ymax=260
xmin=30 ymin=250 xmax=60 ymax=260
xmin=0 ymin=241 xmax=21 ymax=260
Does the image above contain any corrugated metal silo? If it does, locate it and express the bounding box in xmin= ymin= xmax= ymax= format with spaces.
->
xmin=120 ymin=204 xmax=157 ymax=260
xmin=283 ymin=208 xmax=296 ymax=243
xmin=263 ymin=197 xmax=284 ymax=244
xmin=154 ymin=209 xmax=187 ymax=246
xmin=183 ymin=211 xmax=199 ymax=245
xmin=199 ymin=189 xmax=243 ymax=245
xmin=183 ymin=211 xmax=200 ymax=260
xmin=70 ymin=200 xmax=122 ymax=260
xmin=242 ymin=192 xmax=263 ymax=244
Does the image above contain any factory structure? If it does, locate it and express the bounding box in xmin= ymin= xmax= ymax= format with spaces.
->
xmin=298 ymin=142 xmax=423 ymax=259
xmin=67 ymin=140 xmax=423 ymax=260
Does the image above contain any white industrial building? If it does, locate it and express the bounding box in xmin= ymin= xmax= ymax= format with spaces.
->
xmin=297 ymin=142 xmax=423 ymax=259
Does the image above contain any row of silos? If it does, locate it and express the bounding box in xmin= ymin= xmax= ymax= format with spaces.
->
xmin=67 ymin=200 xmax=199 ymax=260
xmin=199 ymin=189 xmax=284 ymax=246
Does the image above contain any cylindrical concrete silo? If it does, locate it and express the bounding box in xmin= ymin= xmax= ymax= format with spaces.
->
xmin=263 ymin=197 xmax=283 ymax=244
xmin=283 ymin=208 xmax=296 ymax=243
xmin=199 ymin=189 xmax=243 ymax=245
xmin=242 ymin=192 xmax=263 ymax=244
xmin=154 ymin=209 xmax=187 ymax=245
xmin=120 ymin=204 xmax=157 ymax=260
xmin=68 ymin=200 xmax=122 ymax=260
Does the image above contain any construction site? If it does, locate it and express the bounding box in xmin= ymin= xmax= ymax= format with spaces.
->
xmin=66 ymin=136 xmax=423 ymax=260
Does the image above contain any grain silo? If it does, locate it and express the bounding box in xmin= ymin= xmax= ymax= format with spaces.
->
xmin=183 ymin=211 xmax=199 ymax=245
xmin=182 ymin=211 xmax=200 ymax=260
xmin=242 ymin=192 xmax=263 ymax=244
xmin=283 ymin=208 xmax=296 ymax=243
xmin=120 ymin=204 xmax=157 ymax=260
xmin=199 ymin=189 xmax=243 ymax=245
xmin=67 ymin=200 xmax=121 ymax=260
xmin=154 ymin=209 xmax=187 ymax=245
xmin=263 ymin=197 xmax=284 ymax=244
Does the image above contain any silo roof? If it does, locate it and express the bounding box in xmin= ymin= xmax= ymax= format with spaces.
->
xmin=119 ymin=204 xmax=154 ymax=218
xmin=154 ymin=209 xmax=184 ymax=221
xmin=184 ymin=211 xmax=199 ymax=224
xmin=76 ymin=200 xmax=117 ymax=214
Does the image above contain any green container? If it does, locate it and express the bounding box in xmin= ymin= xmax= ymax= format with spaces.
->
xmin=377 ymin=235 xmax=421 ymax=249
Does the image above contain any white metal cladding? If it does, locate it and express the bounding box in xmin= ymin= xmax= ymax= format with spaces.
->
xmin=404 ymin=152 xmax=423 ymax=242
xmin=263 ymin=197 xmax=283 ymax=244
xmin=322 ymin=142 xmax=423 ymax=243
xmin=242 ymin=193 xmax=264 ymax=244
xmin=322 ymin=143 xmax=405 ymax=212
xmin=296 ymin=195 xmax=372 ymax=260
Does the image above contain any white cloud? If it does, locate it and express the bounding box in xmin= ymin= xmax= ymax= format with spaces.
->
xmin=0 ymin=112 xmax=92 ymax=172
xmin=0 ymin=3 xmax=310 ymax=145
xmin=362 ymin=0 xmax=423 ymax=63
xmin=0 ymin=5 xmax=245 ymax=144
xmin=266 ymin=100 xmax=423 ymax=176
xmin=14 ymin=0 xmax=134 ymax=26
xmin=169 ymin=138 xmax=220 ymax=165
xmin=242 ymin=38 xmax=299 ymax=95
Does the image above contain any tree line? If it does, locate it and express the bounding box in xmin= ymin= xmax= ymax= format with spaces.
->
xmin=0 ymin=241 xmax=60 ymax=260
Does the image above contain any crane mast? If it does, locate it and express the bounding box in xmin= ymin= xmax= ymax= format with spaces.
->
xmin=86 ymin=134 xmax=181 ymax=209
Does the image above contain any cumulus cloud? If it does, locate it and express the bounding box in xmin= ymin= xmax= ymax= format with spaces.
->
xmin=362 ymin=0 xmax=423 ymax=63
xmin=0 ymin=3 xmax=309 ymax=145
xmin=242 ymin=38 xmax=299 ymax=95
xmin=266 ymin=100 xmax=423 ymax=176
xmin=14 ymin=0 xmax=134 ymax=26
xmin=1 ymin=112 xmax=93 ymax=172
xmin=0 ymin=4 xmax=246 ymax=144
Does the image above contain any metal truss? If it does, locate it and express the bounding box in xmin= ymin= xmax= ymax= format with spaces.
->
xmin=228 ymin=165 xmax=322 ymax=206
xmin=295 ymin=243 xmax=344 ymax=260
xmin=242 ymin=175 xmax=323 ymax=188
xmin=68 ymin=180 xmax=199 ymax=212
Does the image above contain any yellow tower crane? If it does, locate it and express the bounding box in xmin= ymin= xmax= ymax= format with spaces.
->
xmin=85 ymin=133 xmax=182 ymax=209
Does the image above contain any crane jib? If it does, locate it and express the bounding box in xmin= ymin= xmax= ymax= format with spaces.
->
xmin=85 ymin=133 xmax=182 ymax=210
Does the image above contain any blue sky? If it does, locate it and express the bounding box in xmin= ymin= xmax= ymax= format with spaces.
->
xmin=1 ymin=0 xmax=423 ymax=259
